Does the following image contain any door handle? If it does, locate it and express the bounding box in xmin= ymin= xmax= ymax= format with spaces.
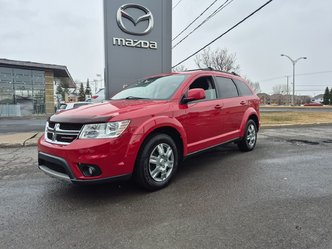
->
xmin=240 ymin=101 xmax=246 ymax=105
xmin=215 ymin=104 xmax=222 ymax=109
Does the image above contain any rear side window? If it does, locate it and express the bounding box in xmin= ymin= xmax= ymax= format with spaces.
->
xmin=233 ymin=80 xmax=253 ymax=96
xmin=215 ymin=77 xmax=239 ymax=99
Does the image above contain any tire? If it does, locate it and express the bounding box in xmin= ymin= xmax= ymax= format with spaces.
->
xmin=134 ymin=133 xmax=179 ymax=191
xmin=238 ymin=119 xmax=257 ymax=152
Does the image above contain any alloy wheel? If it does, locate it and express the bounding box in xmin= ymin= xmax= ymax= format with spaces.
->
xmin=148 ymin=143 xmax=174 ymax=182
xmin=246 ymin=124 xmax=256 ymax=148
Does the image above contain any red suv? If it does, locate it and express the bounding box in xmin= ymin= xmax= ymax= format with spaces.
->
xmin=38 ymin=69 xmax=260 ymax=190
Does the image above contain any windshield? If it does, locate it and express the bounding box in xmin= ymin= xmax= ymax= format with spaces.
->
xmin=73 ymin=103 xmax=90 ymax=108
xmin=59 ymin=104 xmax=67 ymax=110
xmin=111 ymin=74 xmax=187 ymax=100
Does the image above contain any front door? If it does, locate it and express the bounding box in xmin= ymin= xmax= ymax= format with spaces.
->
xmin=177 ymin=76 xmax=223 ymax=153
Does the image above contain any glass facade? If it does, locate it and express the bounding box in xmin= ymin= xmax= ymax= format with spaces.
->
xmin=0 ymin=67 xmax=45 ymax=115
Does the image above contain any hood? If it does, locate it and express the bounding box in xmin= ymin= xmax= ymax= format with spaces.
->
xmin=50 ymin=100 xmax=169 ymax=123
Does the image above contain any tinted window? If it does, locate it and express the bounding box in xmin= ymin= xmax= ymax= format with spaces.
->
xmin=215 ymin=77 xmax=239 ymax=99
xmin=233 ymin=80 xmax=253 ymax=96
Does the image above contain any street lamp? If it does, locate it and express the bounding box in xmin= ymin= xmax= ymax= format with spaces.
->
xmin=281 ymin=54 xmax=307 ymax=106
xmin=96 ymin=74 xmax=103 ymax=90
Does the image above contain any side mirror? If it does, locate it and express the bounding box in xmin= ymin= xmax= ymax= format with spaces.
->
xmin=182 ymin=88 xmax=205 ymax=104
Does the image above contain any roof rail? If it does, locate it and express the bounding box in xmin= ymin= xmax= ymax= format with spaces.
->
xmin=184 ymin=67 xmax=213 ymax=72
xmin=184 ymin=67 xmax=240 ymax=76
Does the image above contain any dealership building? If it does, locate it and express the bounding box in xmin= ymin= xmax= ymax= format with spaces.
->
xmin=0 ymin=58 xmax=75 ymax=116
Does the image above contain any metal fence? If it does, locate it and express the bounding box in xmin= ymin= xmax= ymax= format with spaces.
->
xmin=0 ymin=104 xmax=21 ymax=117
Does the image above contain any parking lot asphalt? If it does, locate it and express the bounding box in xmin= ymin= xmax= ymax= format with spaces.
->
xmin=0 ymin=126 xmax=331 ymax=249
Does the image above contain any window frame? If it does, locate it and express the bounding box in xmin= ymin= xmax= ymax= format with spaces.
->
xmin=213 ymin=76 xmax=240 ymax=99
xmin=233 ymin=79 xmax=254 ymax=97
xmin=184 ymin=75 xmax=219 ymax=103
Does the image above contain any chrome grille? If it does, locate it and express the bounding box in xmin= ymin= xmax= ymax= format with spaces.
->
xmin=45 ymin=122 xmax=83 ymax=145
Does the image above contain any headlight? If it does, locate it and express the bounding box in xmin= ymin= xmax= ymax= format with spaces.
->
xmin=79 ymin=120 xmax=130 ymax=139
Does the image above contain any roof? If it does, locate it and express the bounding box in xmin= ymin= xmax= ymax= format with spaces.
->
xmin=0 ymin=58 xmax=75 ymax=88
xmin=184 ymin=67 xmax=240 ymax=76
xmin=173 ymin=68 xmax=244 ymax=81
xmin=314 ymin=94 xmax=324 ymax=99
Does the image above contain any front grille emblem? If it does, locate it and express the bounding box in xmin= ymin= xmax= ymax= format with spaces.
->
xmin=53 ymin=123 xmax=60 ymax=141
xmin=46 ymin=122 xmax=81 ymax=145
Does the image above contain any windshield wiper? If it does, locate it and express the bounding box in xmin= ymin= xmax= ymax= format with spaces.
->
xmin=124 ymin=96 xmax=150 ymax=100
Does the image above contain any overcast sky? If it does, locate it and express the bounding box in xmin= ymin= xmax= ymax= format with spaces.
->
xmin=0 ymin=0 xmax=331 ymax=96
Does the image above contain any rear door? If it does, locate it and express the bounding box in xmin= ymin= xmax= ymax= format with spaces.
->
xmin=214 ymin=76 xmax=245 ymax=136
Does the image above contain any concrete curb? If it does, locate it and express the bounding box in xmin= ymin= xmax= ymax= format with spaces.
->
xmin=0 ymin=132 xmax=42 ymax=148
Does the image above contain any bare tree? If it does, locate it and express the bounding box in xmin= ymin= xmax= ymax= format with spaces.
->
xmin=272 ymin=84 xmax=288 ymax=94
xmin=194 ymin=47 xmax=240 ymax=73
xmin=172 ymin=65 xmax=187 ymax=72
xmin=244 ymin=78 xmax=261 ymax=93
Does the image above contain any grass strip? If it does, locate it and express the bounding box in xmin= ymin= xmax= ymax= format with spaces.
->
xmin=261 ymin=112 xmax=332 ymax=125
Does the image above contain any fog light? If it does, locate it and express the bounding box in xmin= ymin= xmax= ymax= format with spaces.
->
xmin=88 ymin=167 xmax=94 ymax=175
xmin=78 ymin=164 xmax=101 ymax=177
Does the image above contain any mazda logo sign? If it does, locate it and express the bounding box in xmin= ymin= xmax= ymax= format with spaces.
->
xmin=116 ymin=4 xmax=154 ymax=36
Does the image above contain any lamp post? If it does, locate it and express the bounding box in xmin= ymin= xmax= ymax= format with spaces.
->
xmin=281 ymin=54 xmax=307 ymax=106
xmin=96 ymin=74 xmax=103 ymax=90
xmin=283 ymin=75 xmax=290 ymax=106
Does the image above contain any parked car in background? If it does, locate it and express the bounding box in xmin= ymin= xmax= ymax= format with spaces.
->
xmin=38 ymin=69 xmax=260 ymax=190
xmin=303 ymin=102 xmax=323 ymax=106
xmin=56 ymin=102 xmax=92 ymax=113
xmin=90 ymin=88 xmax=105 ymax=103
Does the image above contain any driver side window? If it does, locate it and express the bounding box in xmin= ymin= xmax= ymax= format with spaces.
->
xmin=189 ymin=76 xmax=217 ymax=100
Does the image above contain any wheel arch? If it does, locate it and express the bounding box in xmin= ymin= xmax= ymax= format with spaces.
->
xmin=248 ymin=114 xmax=259 ymax=132
xmin=239 ymin=108 xmax=260 ymax=138
xmin=144 ymin=126 xmax=185 ymax=162
xmin=125 ymin=117 xmax=188 ymax=173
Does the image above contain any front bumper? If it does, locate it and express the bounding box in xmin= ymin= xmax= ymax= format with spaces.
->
xmin=37 ymin=133 xmax=140 ymax=183
xmin=38 ymin=152 xmax=131 ymax=184
xmin=38 ymin=152 xmax=73 ymax=182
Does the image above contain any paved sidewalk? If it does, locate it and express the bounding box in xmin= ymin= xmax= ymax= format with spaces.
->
xmin=0 ymin=132 xmax=42 ymax=148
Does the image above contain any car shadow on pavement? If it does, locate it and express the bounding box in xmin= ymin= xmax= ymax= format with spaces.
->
xmin=42 ymin=142 xmax=245 ymax=204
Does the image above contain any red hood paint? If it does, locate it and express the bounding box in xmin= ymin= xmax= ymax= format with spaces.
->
xmin=50 ymin=100 xmax=170 ymax=123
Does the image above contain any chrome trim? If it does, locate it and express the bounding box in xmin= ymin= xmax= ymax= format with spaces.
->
xmin=116 ymin=4 xmax=154 ymax=36
xmin=44 ymin=139 xmax=73 ymax=145
xmin=50 ymin=127 xmax=80 ymax=133
xmin=45 ymin=122 xmax=82 ymax=145
xmin=50 ymin=131 xmax=79 ymax=136
xmin=38 ymin=165 xmax=71 ymax=182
